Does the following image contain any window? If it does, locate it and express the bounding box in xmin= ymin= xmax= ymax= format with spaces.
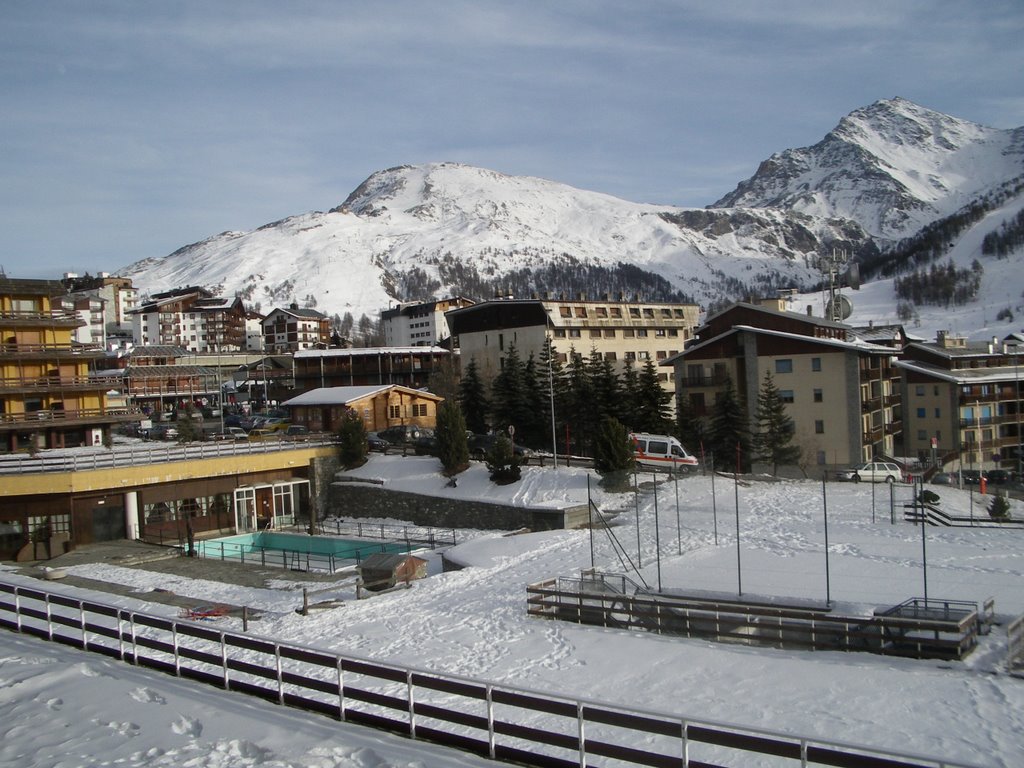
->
xmin=813 ymin=389 xmax=823 ymax=403
xmin=635 ymin=329 xmax=648 ymax=338
xmin=623 ymin=329 xmax=635 ymax=338
xmin=934 ymin=408 xmax=940 ymax=418
xmin=655 ymin=329 xmax=666 ymax=337
xmin=590 ymin=329 xmax=602 ymax=338
xmin=915 ymin=385 xmax=925 ymax=396
xmin=389 ymin=405 xmax=401 ymax=419
xmin=575 ymin=306 xmax=587 ymax=317
xmin=779 ymin=390 xmax=795 ymax=403
xmin=817 ymin=450 xmax=827 ymax=466
xmin=595 ymin=307 xmax=608 ymax=318
xmin=569 ymin=329 xmax=581 ymax=338
xmin=638 ymin=351 xmax=650 ymax=360
xmin=624 ymin=352 xmax=636 ymax=361
xmin=811 ymin=357 xmax=822 ymax=372
xmin=629 ymin=308 xmax=641 ymax=318
xmin=918 ymin=430 xmax=928 ymax=440
xmin=603 ymin=329 xmax=616 ymax=338
xmin=554 ymin=329 xmax=566 ymax=338
xmin=917 ymin=407 xmax=926 ymax=418
xmin=775 ymin=359 xmax=793 ymax=374
xmin=815 ymin=420 xmax=824 ymax=434
xmin=559 ymin=306 xmax=572 ymax=318
xmin=610 ymin=307 xmax=622 ymax=318
xmin=604 ymin=352 xmax=617 ymax=361
xmin=413 ymin=403 xmax=428 ymax=417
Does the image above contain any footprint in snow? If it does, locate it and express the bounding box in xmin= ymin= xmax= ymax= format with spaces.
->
xmin=172 ymin=715 xmax=203 ymax=738
xmin=129 ymin=687 xmax=166 ymax=705
xmin=46 ymin=697 xmax=63 ymax=711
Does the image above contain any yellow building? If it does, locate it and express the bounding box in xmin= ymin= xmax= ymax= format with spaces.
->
xmin=0 ymin=277 xmax=135 ymax=452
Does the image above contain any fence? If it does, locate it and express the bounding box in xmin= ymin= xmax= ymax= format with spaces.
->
xmin=0 ymin=436 xmax=336 ymax=475
xmin=1008 ymin=614 xmax=1024 ymax=673
xmin=0 ymin=579 xmax=976 ymax=768
xmin=315 ymin=519 xmax=459 ymax=549
xmin=527 ymin=572 xmax=986 ymax=661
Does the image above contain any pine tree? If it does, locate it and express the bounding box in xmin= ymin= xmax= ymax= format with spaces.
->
xmin=753 ymin=371 xmax=801 ymax=475
xmin=435 ymin=400 xmax=469 ymax=476
xmin=537 ymin=337 xmax=566 ymax=454
xmin=490 ymin=344 xmax=531 ymax=438
xmin=634 ymin=360 xmax=672 ymax=434
xmin=587 ymin=348 xmax=621 ymax=427
xmin=709 ymin=375 xmax=750 ymax=472
xmin=337 ymin=410 xmax=368 ymax=468
xmin=593 ymin=416 xmax=635 ymax=491
xmin=521 ymin=352 xmax=549 ymax=448
xmin=458 ymin=357 xmax=490 ymax=435
xmin=618 ymin=357 xmax=640 ymax=429
xmin=485 ymin=433 xmax=521 ymax=484
xmin=676 ymin=392 xmax=706 ymax=457
xmin=563 ymin=348 xmax=596 ymax=455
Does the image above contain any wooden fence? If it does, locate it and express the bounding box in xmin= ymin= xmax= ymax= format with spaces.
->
xmin=527 ymin=573 xmax=987 ymax=661
xmin=0 ymin=579 xmax=977 ymax=768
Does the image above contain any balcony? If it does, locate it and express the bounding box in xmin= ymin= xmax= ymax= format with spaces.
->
xmin=0 ymin=406 xmax=140 ymax=431
xmin=0 ymin=342 xmax=104 ymax=359
xmin=0 ymin=309 xmax=82 ymax=327
xmin=0 ymin=375 xmax=112 ymax=394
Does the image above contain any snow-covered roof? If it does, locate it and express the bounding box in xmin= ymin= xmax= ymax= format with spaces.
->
xmin=663 ymin=324 xmax=896 ymax=365
xmin=894 ymin=359 xmax=1024 ymax=385
xmin=281 ymin=384 xmax=442 ymax=407
xmin=294 ymin=346 xmax=449 ymax=359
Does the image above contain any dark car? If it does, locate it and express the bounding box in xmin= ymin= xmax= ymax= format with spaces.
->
xmin=377 ymin=425 xmax=431 ymax=445
xmin=467 ymin=433 xmax=533 ymax=461
xmin=960 ymin=469 xmax=985 ymax=485
xmin=412 ymin=434 xmax=439 ymax=456
xmin=366 ymin=432 xmax=390 ymax=452
xmin=986 ymin=469 xmax=1010 ymax=485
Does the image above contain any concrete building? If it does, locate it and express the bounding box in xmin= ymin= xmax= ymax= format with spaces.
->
xmin=896 ymin=331 xmax=1024 ymax=472
xmin=130 ymin=286 xmax=247 ymax=353
xmin=445 ymin=294 xmax=700 ymax=403
xmin=62 ymin=272 xmax=138 ymax=337
xmin=382 ymin=296 xmax=474 ymax=347
xmin=666 ymin=301 xmax=903 ymax=471
xmin=0 ymin=277 xmax=136 ymax=453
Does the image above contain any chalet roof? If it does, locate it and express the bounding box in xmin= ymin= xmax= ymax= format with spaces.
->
xmin=0 ymin=277 xmax=66 ymax=296
xmin=266 ymin=305 xmax=327 ymax=320
xmin=294 ymin=346 xmax=450 ymax=360
xmin=281 ymin=384 xmax=443 ymax=407
xmin=124 ymin=364 xmax=218 ymax=377
xmin=662 ymin=324 xmax=895 ymax=366
xmin=701 ymin=301 xmax=848 ymax=332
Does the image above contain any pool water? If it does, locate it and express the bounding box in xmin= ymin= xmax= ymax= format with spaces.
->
xmin=194 ymin=531 xmax=413 ymax=568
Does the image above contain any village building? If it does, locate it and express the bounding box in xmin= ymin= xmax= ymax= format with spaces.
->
xmin=445 ymin=294 xmax=700 ymax=405
xmin=130 ymin=286 xmax=247 ymax=353
xmin=666 ymin=300 xmax=904 ymax=471
xmin=262 ymin=303 xmax=331 ymax=353
xmin=0 ymin=276 xmax=136 ymax=453
xmin=282 ymin=384 xmax=442 ymax=434
xmin=381 ymin=296 xmax=475 ymax=347
xmin=291 ymin=347 xmax=450 ymax=394
xmin=896 ymin=330 xmax=1024 ymax=473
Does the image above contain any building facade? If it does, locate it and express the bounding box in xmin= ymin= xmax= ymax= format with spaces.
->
xmin=0 ymin=277 xmax=136 ymax=452
xmin=262 ymin=304 xmax=331 ymax=353
xmin=130 ymin=287 xmax=247 ymax=353
xmin=445 ymin=295 xmax=701 ymax=403
xmin=382 ymin=296 xmax=475 ymax=347
xmin=283 ymin=384 xmax=442 ymax=434
xmin=896 ymin=331 xmax=1024 ymax=472
xmin=667 ymin=302 xmax=903 ymax=470
xmin=292 ymin=347 xmax=451 ymax=394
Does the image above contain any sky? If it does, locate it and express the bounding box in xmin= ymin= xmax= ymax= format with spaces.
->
xmin=2 ymin=452 xmax=1023 ymax=766
xmin=3 ymin=1 xmax=1024 ymax=280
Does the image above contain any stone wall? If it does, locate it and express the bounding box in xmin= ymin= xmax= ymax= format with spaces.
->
xmin=327 ymin=479 xmax=589 ymax=531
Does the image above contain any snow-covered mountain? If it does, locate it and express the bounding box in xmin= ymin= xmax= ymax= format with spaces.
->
xmin=120 ymin=98 xmax=1024 ymax=329
xmin=713 ymin=97 xmax=1024 ymax=242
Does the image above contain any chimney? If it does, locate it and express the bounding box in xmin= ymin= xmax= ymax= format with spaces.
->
xmin=577 ymin=292 xmax=586 ymax=301
xmin=807 ymin=305 xmax=813 ymax=316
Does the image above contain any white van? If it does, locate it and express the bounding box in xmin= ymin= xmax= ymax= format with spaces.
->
xmin=630 ymin=433 xmax=699 ymax=471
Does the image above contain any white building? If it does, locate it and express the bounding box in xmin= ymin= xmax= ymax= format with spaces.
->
xmin=381 ymin=297 xmax=474 ymax=347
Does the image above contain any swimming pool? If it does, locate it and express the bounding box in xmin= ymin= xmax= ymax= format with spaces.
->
xmin=194 ymin=531 xmax=414 ymax=571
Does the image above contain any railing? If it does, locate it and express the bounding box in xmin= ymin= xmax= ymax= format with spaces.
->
xmin=0 ymin=580 xmax=976 ymax=768
xmin=1008 ymin=614 xmax=1024 ymax=672
xmin=189 ymin=537 xmax=414 ymax=572
xmin=0 ymin=375 xmax=110 ymax=392
xmin=0 ymin=435 xmax=337 ymax=475
xmin=0 ymin=407 xmax=141 ymax=427
xmin=0 ymin=309 xmax=81 ymax=322
xmin=527 ymin=574 xmax=984 ymax=661
xmin=315 ymin=519 xmax=459 ymax=549
xmin=0 ymin=342 xmax=104 ymax=355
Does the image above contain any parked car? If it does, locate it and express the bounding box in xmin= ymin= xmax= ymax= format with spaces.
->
xmin=377 ymin=425 xmax=431 ymax=445
xmin=247 ymin=428 xmax=280 ymax=440
xmin=835 ymin=467 xmax=860 ymax=482
xmin=211 ymin=427 xmax=247 ymax=441
xmin=852 ymin=461 xmax=903 ymax=483
xmin=930 ymin=472 xmax=954 ymax=486
xmin=284 ymin=424 xmax=309 ymax=437
xmin=960 ymin=469 xmax=985 ymax=485
xmin=412 ymin=434 xmax=439 ymax=456
xmin=366 ymin=432 xmax=390 ymax=452
xmin=467 ymin=433 xmax=533 ymax=461
xmin=986 ymin=469 xmax=1010 ymax=485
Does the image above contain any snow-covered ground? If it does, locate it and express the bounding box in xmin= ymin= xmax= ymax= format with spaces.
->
xmin=3 ymin=454 xmax=1024 ymax=767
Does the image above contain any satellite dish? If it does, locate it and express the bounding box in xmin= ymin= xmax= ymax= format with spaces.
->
xmin=826 ymin=294 xmax=853 ymax=321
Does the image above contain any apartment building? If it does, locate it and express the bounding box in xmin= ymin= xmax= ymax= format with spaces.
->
xmin=445 ymin=294 xmax=700 ymax=402
xmin=666 ymin=301 xmax=903 ymax=470
xmin=382 ymin=296 xmax=474 ymax=347
xmin=0 ymin=276 xmax=136 ymax=452
xmin=62 ymin=272 xmax=138 ymax=336
xmin=262 ymin=304 xmax=331 ymax=353
xmin=896 ymin=331 xmax=1024 ymax=472
xmin=130 ymin=286 xmax=247 ymax=353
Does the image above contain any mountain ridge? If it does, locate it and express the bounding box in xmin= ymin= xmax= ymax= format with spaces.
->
xmin=119 ymin=99 xmax=1024 ymax=329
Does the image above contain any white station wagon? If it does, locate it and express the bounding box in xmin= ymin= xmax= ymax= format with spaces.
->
xmin=853 ymin=461 xmax=903 ymax=483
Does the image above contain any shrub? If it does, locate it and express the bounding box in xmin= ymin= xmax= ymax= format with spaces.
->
xmin=593 ymin=416 xmax=635 ymax=492
xmin=435 ymin=400 xmax=469 ymax=477
xmin=988 ymin=495 xmax=1011 ymax=522
xmin=485 ymin=434 xmax=521 ymax=484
